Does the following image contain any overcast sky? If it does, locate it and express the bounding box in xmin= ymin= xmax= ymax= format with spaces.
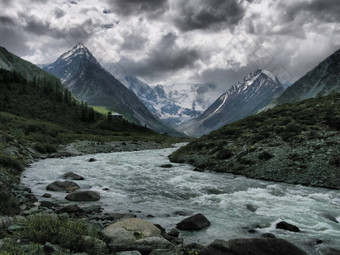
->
xmin=1 ymin=0 xmax=339 ymax=92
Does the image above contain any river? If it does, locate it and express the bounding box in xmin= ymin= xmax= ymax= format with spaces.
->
xmin=22 ymin=145 xmax=340 ymax=254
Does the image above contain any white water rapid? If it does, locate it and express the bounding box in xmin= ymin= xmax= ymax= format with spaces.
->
xmin=22 ymin=146 xmax=340 ymax=254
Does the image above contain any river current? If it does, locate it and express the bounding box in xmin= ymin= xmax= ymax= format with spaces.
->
xmin=22 ymin=145 xmax=340 ymax=254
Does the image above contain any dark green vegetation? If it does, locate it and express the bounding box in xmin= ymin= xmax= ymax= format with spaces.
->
xmin=0 ymin=215 xmax=107 ymax=254
xmin=0 ymin=46 xmax=57 ymax=81
xmin=170 ymin=93 xmax=340 ymax=189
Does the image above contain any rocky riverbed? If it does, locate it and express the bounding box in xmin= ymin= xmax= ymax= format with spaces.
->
xmin=1 ymin=139 xmax=340 ymax=254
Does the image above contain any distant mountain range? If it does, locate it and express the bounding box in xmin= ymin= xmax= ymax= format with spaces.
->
xmin=275 ymin=49 xmax=340 ymax=105
xmin=178 ymin=69 xmax=284 ymax=136
xmin=107 ymin=64 xmax=219 ymax=125
xmin=41 ymin=44 xmax=180 ymax=135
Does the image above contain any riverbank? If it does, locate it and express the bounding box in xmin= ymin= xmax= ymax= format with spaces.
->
xmin=169 ymin=94 xmax=340 ymax=190
xmin=1 ymin=138 xmax=340 ymax=254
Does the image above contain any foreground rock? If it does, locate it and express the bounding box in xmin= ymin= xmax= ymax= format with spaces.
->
xmin=102 ymin=218 xmax=161 ymax=244
xmin=199 ymin=238 xmax=307 ymax=255
xmin=276 ymin=221 xmax=300 ymax=232
xmin=46 ymin=181 xmax=80 ymax=192
xmin=65 ymin=190 xmax=100 ymax=201
xmin=61 ymin=172 xmax=84 ymax=180
xmin=176 ymin=213 xmax=210 ymax=230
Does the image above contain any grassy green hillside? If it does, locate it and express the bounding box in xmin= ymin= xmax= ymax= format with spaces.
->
xmin=170 ymin=93 xmax=340 ymax=189
xmin=0 ymin=46 xmax=58 ymax=81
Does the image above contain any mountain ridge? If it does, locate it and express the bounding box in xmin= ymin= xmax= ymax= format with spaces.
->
xmin=107 ymin=63 xmax=219 ymax=125
xmin=178 ymin=69 xmax=284 ymax=136
xmin=275 ymin=48 xmax=340 ymax=105
xmin=42 ymin=44 xmax=181 ymax=135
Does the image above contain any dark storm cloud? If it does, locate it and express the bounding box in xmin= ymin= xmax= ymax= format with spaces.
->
xmin=0 ymin=16 xmax=15 ymax=25
xmin=19 ymin=13 xmax=96 ymax=44
xmin=119 ymin=33 xmax=200 ymax=78
xmin=0 ymin=26 xmax=30 ymax=56
xmin=197 ymin=65 xmax=256 ymax=91
xmin=173 ymin=0 xmax=245 ymax=31
xmin=284 ymin=0 xmax=340 ymax=23
xmin=121 ymin=33 xmax=148 ymax=51
xmin=106 ymin=0 xmax=169 ymax=17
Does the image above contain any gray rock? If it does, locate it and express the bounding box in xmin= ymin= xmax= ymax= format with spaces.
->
xmin=176 ymin=213 xmax=210 ymax=231
xmin=102 ymin=218 xmax=161 ymax=245
xmin=103 ymin=227 xmax=136 ymax=246
xmin=40 ymin=201 xmax=57 ymax=208
xmin=276 ymin=221 xmax=300 ymax=232
xmin=82 ymin=205 xmax=102 ymax=214
xmin=160 ymin=164 xmax=173 ymax=168
xmin=199 ymin=238 xmax=307 ymax=255
xmin=65 ymin=190 xmax=100 ymax=201
xmin=149 ymin=249 xmax=179 ymax=255
xmin=168 ymin=228 xmax=179 ymax=237
xmin=0 ymin=216 xmax=14 ymax=229
xmin=261 ymin=233 xmax=276 ymax=239
xmin=88 ymin=158 xmax=97 ymax=162
xmin=46 ymin=181 xmax=80 ymax=192
xmin=42 ymin=193 xmax=52 ymax=198
xmin=62 ymin=172 xmax=85 ymax=180
xmin=135 ymin=237 xmax=174 ymax=250
xmin=246 ymin=204 xmax=257 ymax=212
xmin=56 ymin=204 xmax=83 ymax=214
xmin=116 ymin=251 xmax=142 ymax=255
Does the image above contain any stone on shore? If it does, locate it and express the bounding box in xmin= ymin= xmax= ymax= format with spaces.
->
xmin=102 ymin=218 xmax=161 ymax=245
xmin=46 ymin=181 xmax=80 ymax=192
xmin=160 ymin=164 xmax=173 ymax=168
xmin=62 ymin=172 xmax=84 ymax=180
xmin=56 ymin=204 xmax=83 ymax=214
xmin=134 ymin=237 xmax=174 ymax=250
xmin=276 ymin=221 xmax=300 ymax=232
xmin=176 ymin=213 xmax=210 ymax=230
xmin=199 ymin=238 xmax=307 ymax=255
xmin=65 ymin=190 xmax=100 ymax=201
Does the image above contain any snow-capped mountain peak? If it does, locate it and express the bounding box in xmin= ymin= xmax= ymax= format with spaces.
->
xmin=178 ymin=69 xmax=284 ymax=136
xmin=57 ymin=43 xmax=99 ymax=66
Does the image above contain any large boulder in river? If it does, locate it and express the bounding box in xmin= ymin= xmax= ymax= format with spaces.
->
xmin=62 ymin=172 xmax=84 ymax=180
xmin=46 ymin=181 xmax=80 ymax=192
xmin=176 ymin=213 xmax=210 ymax=230
xmin=102 ymin=218 xmax=161 ymax=245
xmin=199 ymin=238 xmax=307 ymax=255
xmin=276 ymin=221 xmax=300 ymax=232
xmin=65 ymin=190 xmax=100 ymax=201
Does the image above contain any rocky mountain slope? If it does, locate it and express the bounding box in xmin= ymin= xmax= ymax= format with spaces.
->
xmin=169 ymin=92 xmax=340 ymax=189
xmin=108 ymin=63 xmax=218 ymax=125
xmin=42 ymin=44 xmax=180 ymax=135
xmin=276 ymin=48 xmax=340 ymax=105
xmin=178 ymin=69 xmax=284 ymax=136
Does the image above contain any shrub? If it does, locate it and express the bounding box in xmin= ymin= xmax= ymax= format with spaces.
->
xmin=21 ymin=215 xmax=107 ymax=254
xmin=258 ymin=151 xmax=274 ymax=160
xmin=0 ymin=155 xmax=24 ymax=172
xmin=216 ymin=148 xmax=233 ymax=160
xmin=0 ymin=183 xmax=20 ymax=215
xmin=34 ymin=143 xmax=57 ymax=153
